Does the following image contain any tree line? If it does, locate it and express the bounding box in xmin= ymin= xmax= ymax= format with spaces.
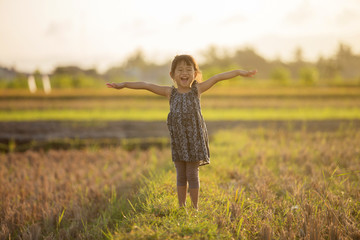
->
xmin=1 ymin=43 xmax=359 ymax=89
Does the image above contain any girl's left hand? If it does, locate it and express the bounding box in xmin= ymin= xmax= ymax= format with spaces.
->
xmin=242 ymin=70 xmax=257 ymax=77
xmin=106 ymin=82 xmax=125 ymax=89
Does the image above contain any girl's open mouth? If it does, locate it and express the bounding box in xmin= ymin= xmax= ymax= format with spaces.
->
xmin=181 ymin=77 xmax=189 ymax=82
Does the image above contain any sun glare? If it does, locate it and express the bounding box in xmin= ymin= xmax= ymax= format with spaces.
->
xmin=0 ymin=0 xmax=359 ymax=72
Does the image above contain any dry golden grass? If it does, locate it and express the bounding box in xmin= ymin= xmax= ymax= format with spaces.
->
xmin=1 ymin=86 xmax=360 ymax=239
xmin=0 ymin=147 xmax=170 ymax=239
xmin=1 ymin=124 xmax=359 ymax=239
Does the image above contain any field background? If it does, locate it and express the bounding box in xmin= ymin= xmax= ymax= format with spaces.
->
xmin=1 ymin=85 xmax=359 ymax=239
xmin=2 ymin=86 xmax=360 ymax=121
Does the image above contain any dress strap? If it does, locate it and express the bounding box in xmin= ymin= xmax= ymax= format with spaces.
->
xmin=170 ymin=86 xmax=176 ymax=99
xmin=191 ymin=81 xmax=200 ymax=97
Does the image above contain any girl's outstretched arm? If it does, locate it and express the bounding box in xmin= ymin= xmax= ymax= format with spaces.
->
xmin=106 ymin=82 xmax=172 ymax=98
xmin=198 ymin=70 xmax=257 ymax=94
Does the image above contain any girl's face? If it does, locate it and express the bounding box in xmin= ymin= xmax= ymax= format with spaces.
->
xmin=171 ymin=61 xmax=197 ymax=90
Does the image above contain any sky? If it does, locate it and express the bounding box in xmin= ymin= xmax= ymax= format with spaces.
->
xmin=0 ymin=0 xmax=360 ymax=74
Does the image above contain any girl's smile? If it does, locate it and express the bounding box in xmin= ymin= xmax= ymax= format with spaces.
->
xmin=172 ymin=61 xmax=197 ymax=92
xmin=180 ymin=76 xmax=190 ymax=85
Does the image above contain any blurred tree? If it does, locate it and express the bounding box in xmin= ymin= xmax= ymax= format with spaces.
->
xmin=50 ymin=74 xmax=73 ymax=88
xmin=233 ymin=47 xmax=268 ymax=72
xmin=6 ymin=73 xmax=27 ymax=89
xmin=0 ymin=66 xmax=17 ymax=88
xmin=316 ymin=56 xmax=338 ymax=83
xmin=125 ymin=49 xmax=148 ymax=69
xmin=51 ymin=66 xmax=104 ymax=88
xmin=232 ymin=47 xmax=269 ymax=79
xmin=2 ymin=43 xmax=360 ymax=89
xmin=105 ymin=49 xmax=169 ymax=84
xmin=299 ymin=67 xmax=319 ymax=86
xmin=334 ymin=43 xmax=360 ymax=80
xmin=287 ymin=46 xmax=308 ymax=80
xmin=294 ymin=47 xmax=304 ymax=63
xmin=271 ymin=66 xmax=291 ymax=85
xmin=0 ymin=66 xmax=17 ymax=81
xmin=201 ymin=45 xmax=221 ymax=65
xmin=104 ymin=66 xmax=127 ymax=83
xmin=202 ymin=63 xmax=242 ymax=85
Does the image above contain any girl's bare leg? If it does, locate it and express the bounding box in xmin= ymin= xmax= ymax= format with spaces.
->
xmin=186 ymin=162 xmax=200 ymax=210
xmin=175 ymin=161 xmax=187 ymax=208
xmin=175 ymin=161 xmax=200 ymax=209
xmin=189 ymin=188 xmax=199 ymax=209
xmin=177 ymin=186 xmax=187 ymax=207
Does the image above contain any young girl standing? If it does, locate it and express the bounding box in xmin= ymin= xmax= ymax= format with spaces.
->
xmin=107 ymin=55 xmax=256 ymax=210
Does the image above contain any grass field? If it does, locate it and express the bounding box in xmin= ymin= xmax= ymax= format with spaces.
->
xmin=0 ymin=146 xmax=170 ymax=239
xmin=1 ymin=86 xmax=360 ymax=121
xmin=110 ymin=126 xmax=360 ymax=239
xmin=1 ymin=107 xmax=360 ymax=121
xmin=1 ymin=124 xmax=359 ymax=239
xmin=1 ymin=86 xmax=359 ymax=239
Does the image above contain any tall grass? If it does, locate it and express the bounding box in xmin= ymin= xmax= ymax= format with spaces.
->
xmin=1 ymin=86 xmax=360 ymax=239
xmin=0 ymin=147 xmax=170 ymax=239
xmin=1 ymin=124 xmax=359 ymax=239
xmin=109 ymin=124 xmax=360 ymax=239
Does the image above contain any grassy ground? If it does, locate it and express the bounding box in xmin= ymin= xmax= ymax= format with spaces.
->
xmin=0 ymin=147 xmax=170 ymax=239
xmin=104 ymin=125 xmax=360 ymax=239
xmin=2 ymin=123 xmax=358 ymax=239
xmin=1 ymin=86 xmax=359 ymax=239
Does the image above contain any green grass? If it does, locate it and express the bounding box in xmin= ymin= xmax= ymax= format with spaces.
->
xmin=2 ymin=86 xmax=360 ymax=98
xmin=2 ymin=86 xmax=360 ymax=239
xmin=2 ymin=86 xmax=360 ymax=121
xmin=99 ymin=126 xmax=360 ymax=239
xmin=2 ymin=124 xmax=359 ymax=239
xmin=1 ymin=107 xmax=360 ymax=121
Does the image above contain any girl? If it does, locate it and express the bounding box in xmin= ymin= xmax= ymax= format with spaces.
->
xmin=106 ymin=55 xmax=257 ymax=210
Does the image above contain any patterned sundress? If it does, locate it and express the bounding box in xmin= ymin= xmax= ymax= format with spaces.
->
xmin=167 ymin=81 xmax=210 ymax=166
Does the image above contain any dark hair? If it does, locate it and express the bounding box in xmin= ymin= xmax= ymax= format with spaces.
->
xmin=170 ymin=55 xmax=202 ymax=82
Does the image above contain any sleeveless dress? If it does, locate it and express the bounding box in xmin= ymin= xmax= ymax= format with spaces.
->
xmin=167 ymin=81 xmax=210 ymax=166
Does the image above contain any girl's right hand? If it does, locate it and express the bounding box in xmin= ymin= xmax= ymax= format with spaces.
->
xmin=106 ymin=82 xmax=125 ymax=89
